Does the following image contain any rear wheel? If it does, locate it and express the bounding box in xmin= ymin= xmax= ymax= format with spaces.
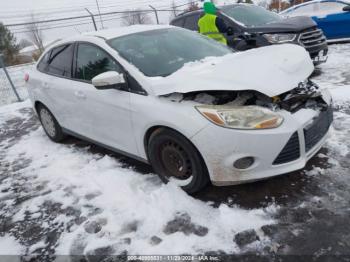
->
xmin=37 ymin=105 xmax=65 ymax=142
xmin=148 ymin=128 xmax=209 ymax=194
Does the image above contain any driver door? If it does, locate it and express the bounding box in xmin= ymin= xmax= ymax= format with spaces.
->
xmin=71 ymin=42 xmax=138 ymax=156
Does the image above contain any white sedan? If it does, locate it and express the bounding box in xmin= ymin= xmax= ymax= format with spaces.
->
xmin=26 ymin=25 xmax=333 ymax=193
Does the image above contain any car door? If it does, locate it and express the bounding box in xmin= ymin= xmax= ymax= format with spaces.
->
xmin=71 ymin=42 xmax=138 ymax=156
xmin=313 ymin=1 xmax=350 ymax=39
xmin=38 ymin=44 xmax=79 ymax=130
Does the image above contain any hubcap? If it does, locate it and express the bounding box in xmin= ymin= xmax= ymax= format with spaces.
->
xmin=40 ymin=109 xmax=56 ymax=138
xmin=160 ymin=141 xmax=192 ymax=180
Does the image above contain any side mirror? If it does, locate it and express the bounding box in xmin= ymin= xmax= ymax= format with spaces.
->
xmin=92 ymin=71 xmax=125 ymax=90
xmin=343 ymin=5 xmax=350 ymax=11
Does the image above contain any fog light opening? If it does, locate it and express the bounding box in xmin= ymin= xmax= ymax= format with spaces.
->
xmin=234 ymin=157 xmax=255 ymax=170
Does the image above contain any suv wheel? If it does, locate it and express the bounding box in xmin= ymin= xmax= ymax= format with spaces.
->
xmin=148 ymin=128 xmax=209 ymax=194
xmin=37 ymin=105 xmax=65 ymax=142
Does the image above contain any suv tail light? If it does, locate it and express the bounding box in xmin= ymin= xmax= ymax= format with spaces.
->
xmin=24 ymin=73 xmax=29 ymax=82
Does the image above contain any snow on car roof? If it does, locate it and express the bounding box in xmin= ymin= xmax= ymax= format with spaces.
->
xmin=83 ymin=24 xmax=174 ymax=40
xmin=43 ymin=25 xmax=175 ymax=51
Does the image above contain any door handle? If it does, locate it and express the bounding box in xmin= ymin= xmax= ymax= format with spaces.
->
xmin=74 ymin=91 xmax=87 ymax=99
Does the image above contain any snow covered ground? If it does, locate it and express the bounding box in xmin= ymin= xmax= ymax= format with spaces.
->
xmin=0 ymin=43 xmax=350 ymax=261
xmin=0 ymin=63 xmax=34 ymax=106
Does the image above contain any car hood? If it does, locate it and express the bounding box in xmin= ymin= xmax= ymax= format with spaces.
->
xmin=150 ymin=44 xmax=314 ymax=97
xmin=247 ymin=16 xmax=317 ymax=33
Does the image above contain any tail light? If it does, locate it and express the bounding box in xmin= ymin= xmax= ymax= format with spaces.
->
xmin=24 ymin=73 xmax=29 ymax=82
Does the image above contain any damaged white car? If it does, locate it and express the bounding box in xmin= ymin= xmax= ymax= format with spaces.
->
xmin=26 ymin=25 xmax=333 ymax=193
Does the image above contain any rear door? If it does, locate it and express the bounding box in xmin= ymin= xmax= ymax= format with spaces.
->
xmin=71 ymin=42 xmax=138 ymax=155
xmin=37 ymin=44 xmax=77 ymax=129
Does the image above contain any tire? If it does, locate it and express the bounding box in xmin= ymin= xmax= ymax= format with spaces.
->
xmin=148 ymin=128 xmax=210 ymax=194
xmin=37 ymin=104 xmax=65 ymax=143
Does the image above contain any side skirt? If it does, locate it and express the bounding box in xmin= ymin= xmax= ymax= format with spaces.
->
xmin=62 ymin=128 xmax=149 ymax=164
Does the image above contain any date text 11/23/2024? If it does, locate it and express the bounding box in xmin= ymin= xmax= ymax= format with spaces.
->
xmin=127 ymin=255 xmax=220 ymax=261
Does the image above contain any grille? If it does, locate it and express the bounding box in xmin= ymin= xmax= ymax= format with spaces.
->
xmin=273 ymin=132 xmax=300 ymax=165
xmin=304 ymin=106 xmax=333 ymax=152
xmin=299 ymin=28 xmax=327 ymax=49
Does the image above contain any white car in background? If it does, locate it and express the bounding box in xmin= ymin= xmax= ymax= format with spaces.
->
xmin=26 ymin=25 xmax=333 ymax=193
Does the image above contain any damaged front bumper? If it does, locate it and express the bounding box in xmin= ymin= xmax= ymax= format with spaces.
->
xmin=190 ymin=89 xmax=333 ymax=186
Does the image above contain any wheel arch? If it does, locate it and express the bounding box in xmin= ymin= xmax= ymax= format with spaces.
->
xmin=143 ymin=125 xmax=208 ymax=170
xmin=34 ymin=100 xmax=45 ymax=114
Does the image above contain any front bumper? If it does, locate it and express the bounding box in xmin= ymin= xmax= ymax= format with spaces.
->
xmin=191 ymin=90 xmax=333 ymax=186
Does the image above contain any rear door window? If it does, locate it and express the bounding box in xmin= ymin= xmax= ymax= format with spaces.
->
xmin=47 ymin=44 xmax=74 ymax=77
xmin=171 ymin=18 xmax=185 ymax=27
xmin=183 ymin=14 xmax=201 ymax=31
xmin=74 ymin=43 xmax=122 ymax=82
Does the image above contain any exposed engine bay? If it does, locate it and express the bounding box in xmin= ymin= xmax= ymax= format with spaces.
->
xmin=164 ymin=80 xmax=329 ymax=113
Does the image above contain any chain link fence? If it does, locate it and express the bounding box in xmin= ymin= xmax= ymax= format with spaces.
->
xmin=0 ymin=55 xmax=34 ymax=106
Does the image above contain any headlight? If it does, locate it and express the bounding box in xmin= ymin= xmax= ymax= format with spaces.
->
xmin=196 ymin=105 xmax=284 ymax=130
xmin=263 ymin=33 xmax=297 ymax=43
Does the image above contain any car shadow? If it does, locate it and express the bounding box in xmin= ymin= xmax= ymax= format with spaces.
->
xmin=62 ymin=134 xmax=330 ymax=209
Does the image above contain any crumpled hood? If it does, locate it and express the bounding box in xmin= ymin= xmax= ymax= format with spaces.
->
xmin=150 ymin=44 xmax=314 ymax=97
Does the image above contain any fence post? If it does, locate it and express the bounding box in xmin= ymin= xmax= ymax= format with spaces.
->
xmin=0 ymin=54 xmax=21 ymax=102
xmin=149 ymin=5 xmax=160 ymax=24
xmin=85 ymin=8 xmax=98 ymax=31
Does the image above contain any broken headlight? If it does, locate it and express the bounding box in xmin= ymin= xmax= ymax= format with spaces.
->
xmin=263 ymin=33 xmax=297 ymax=43
xmin=196 ymin=105 xmax=284 ymax=129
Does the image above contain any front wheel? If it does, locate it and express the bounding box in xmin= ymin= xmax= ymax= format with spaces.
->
xmin=37 ymin=105 xmax=65 ymax=142
xmin=148 ymin=128 xmax=209 ymax=194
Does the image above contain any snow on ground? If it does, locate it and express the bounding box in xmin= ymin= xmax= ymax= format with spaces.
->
xmin=0 ymin=101 xmax=276 ymax=259
xmin=0 ymin=43 xmax=350 ymax=260
xmin=313 ymin=44 xmax=350 ymax=107
xmin=0 ymin=63 xmax=33 ymax=106
xmin=0 ymin=235 xmax=24 ymax=255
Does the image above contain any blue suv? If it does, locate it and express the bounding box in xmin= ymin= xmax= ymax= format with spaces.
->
xmin=281 ymin=0 xmax=350 ymax=42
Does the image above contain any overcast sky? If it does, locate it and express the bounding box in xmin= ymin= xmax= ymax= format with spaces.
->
xmin=0 ymin=0 xmax=238 ymax=45
xmin=0 ymin=0 xmax=191 ymax=43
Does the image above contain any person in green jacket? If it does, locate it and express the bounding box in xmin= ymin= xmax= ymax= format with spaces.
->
xmin=198 ymin=2 xmax=228 ymax=45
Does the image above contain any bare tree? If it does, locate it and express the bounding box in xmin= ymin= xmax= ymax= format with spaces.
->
xmin=185 ymin=0 xmax=200 ymax=12
xmin=26 ymin=14 xmax=44 ymax=55
xmin=18 ymin=39 xmax=32 ymax=49
xmin=122 ymin=9 xmax=152 ymax=26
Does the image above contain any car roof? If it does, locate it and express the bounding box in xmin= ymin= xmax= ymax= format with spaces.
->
xmin=174 ymin=3 xmax=250 ymax=18
xmin=281 ymin=0 xmax=350 ymax=13
xmin=82 ymin=24 xmax=173 ymax=40
xmin=48 ymin=24 xmax=174 ymax=49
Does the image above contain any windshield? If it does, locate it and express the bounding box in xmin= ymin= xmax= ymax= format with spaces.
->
xmin=107 ymin=28 xmax=232 ymax=77
xmin=222 ymin=5 xmax=282 ymax=27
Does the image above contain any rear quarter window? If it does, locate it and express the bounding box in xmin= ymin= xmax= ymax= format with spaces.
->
xmin=37 ymin=51 xmax=51 ymax=72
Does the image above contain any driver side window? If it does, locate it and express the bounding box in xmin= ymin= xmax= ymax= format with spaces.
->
xmin=75 ymin=43 xmax=121 ymax=82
